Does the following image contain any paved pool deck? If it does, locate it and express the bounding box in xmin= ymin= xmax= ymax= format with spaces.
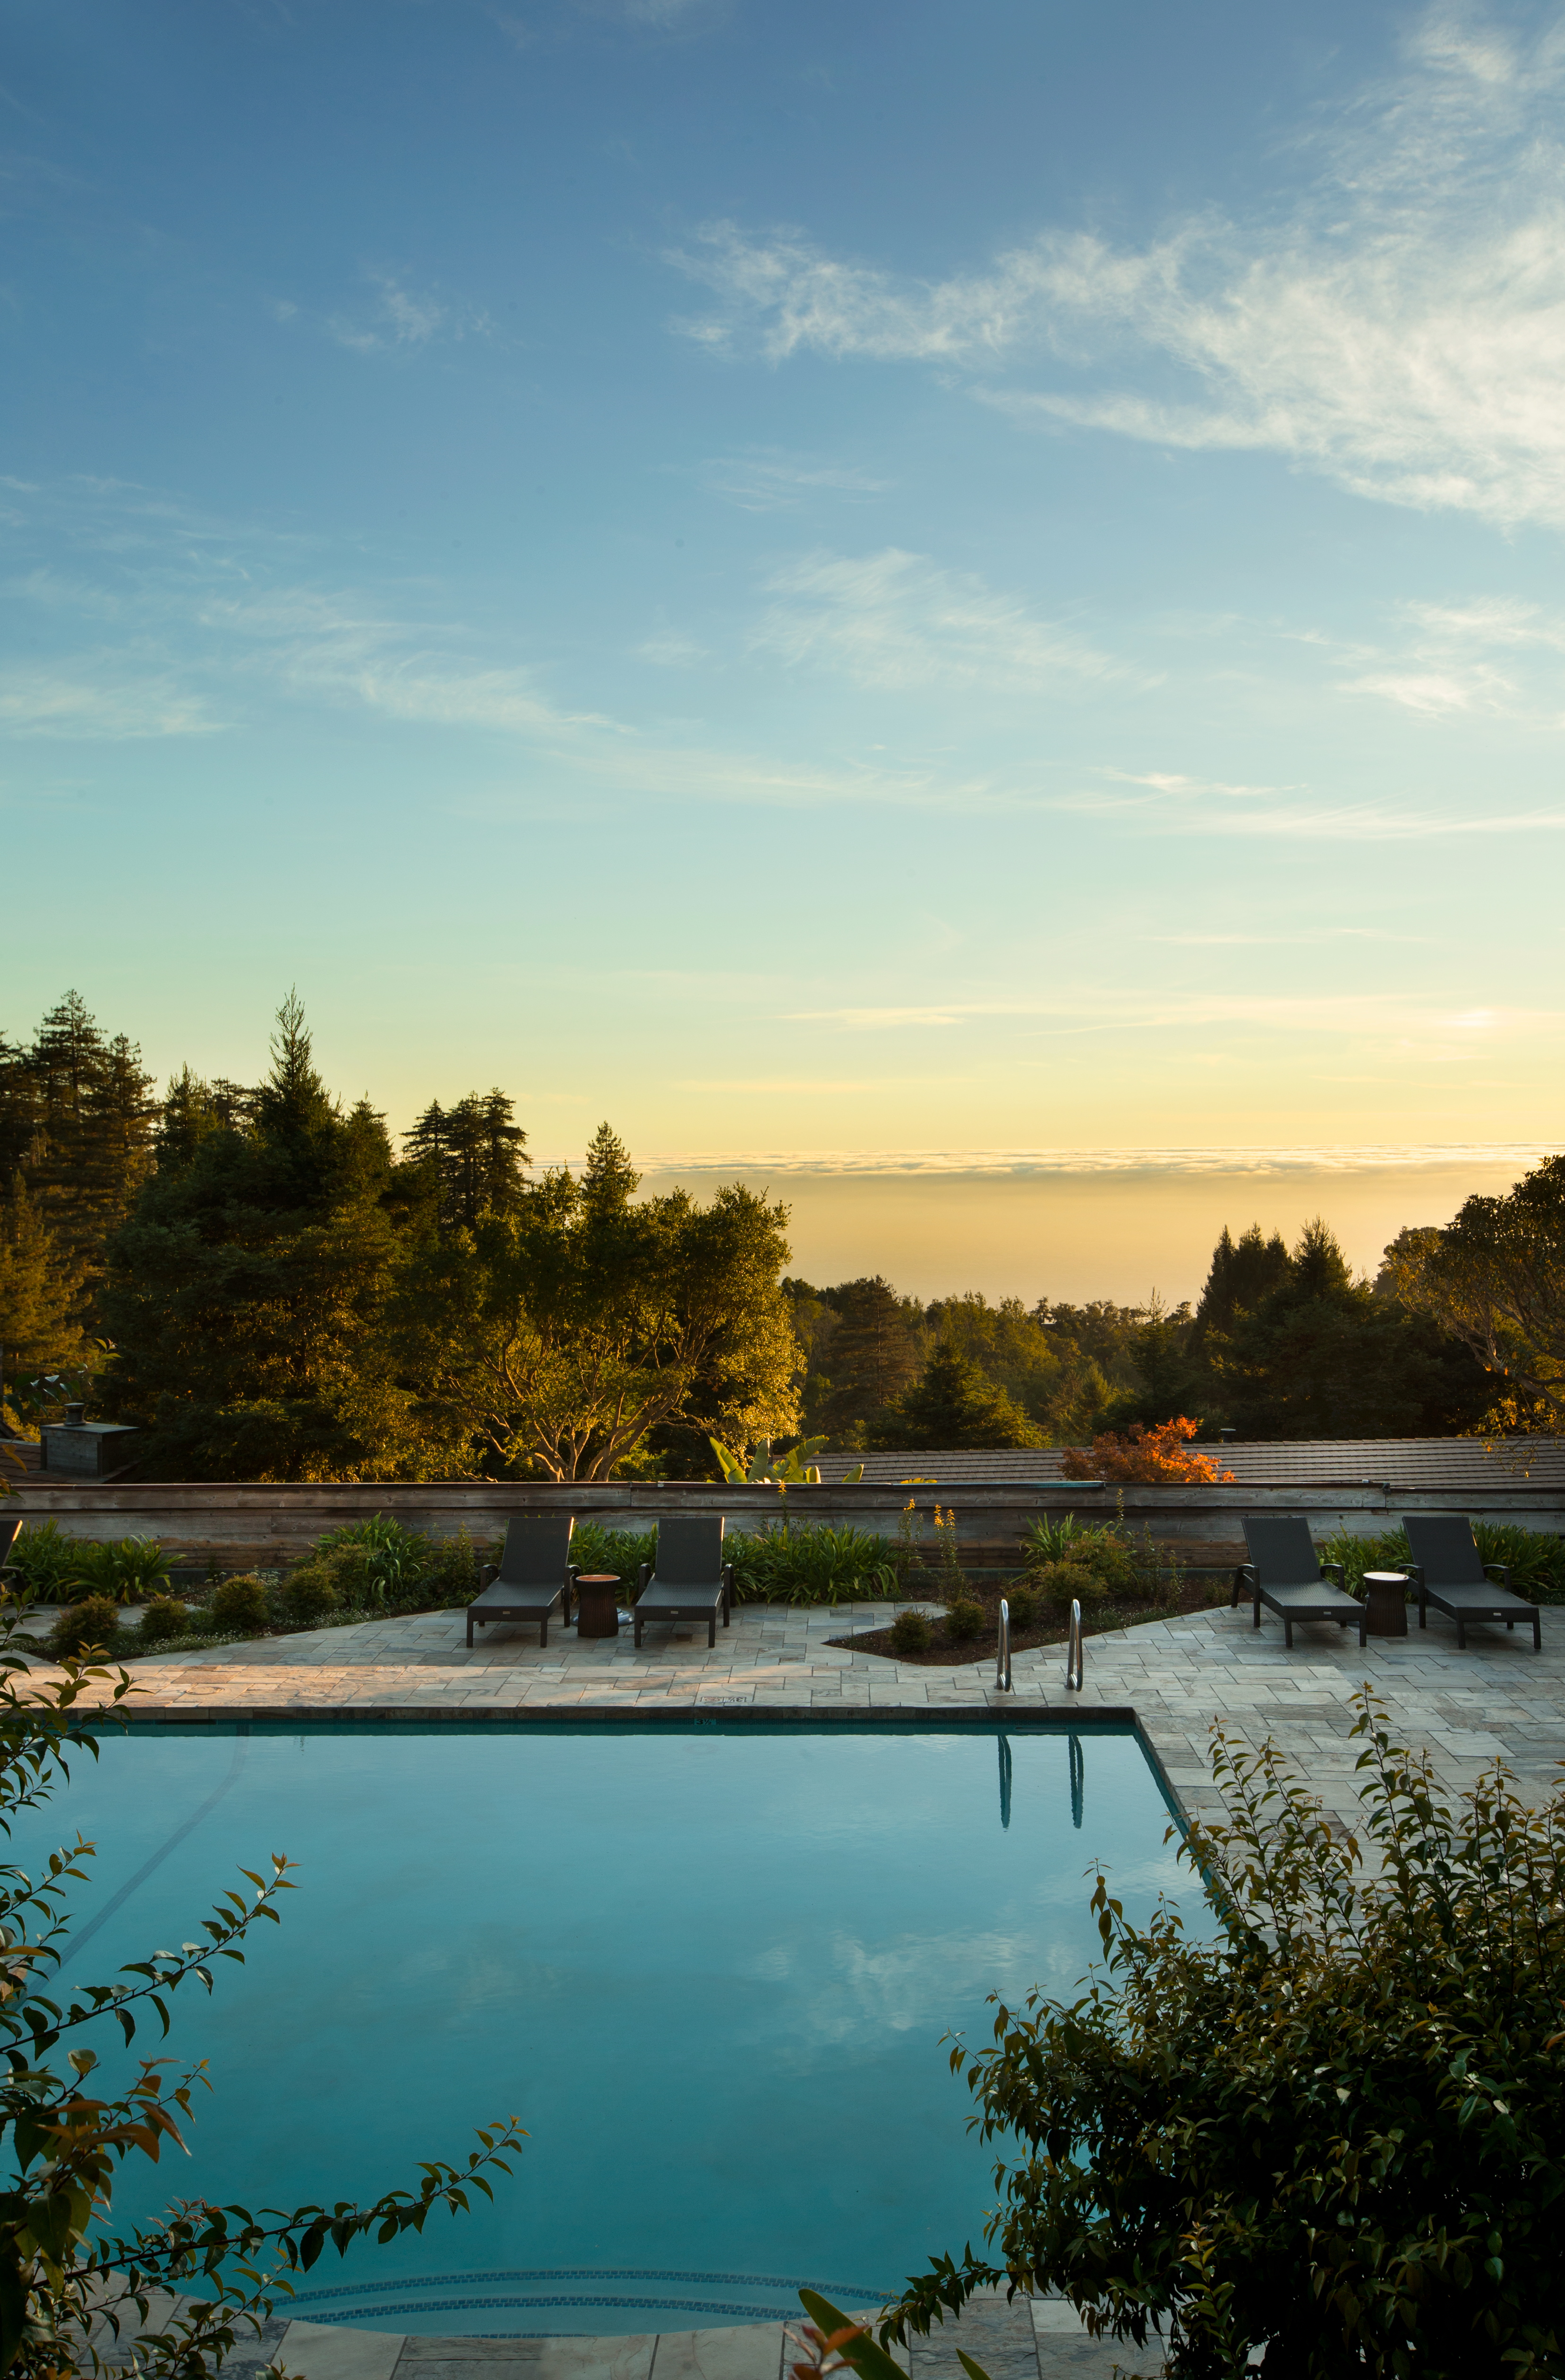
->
xmin=65 ymin=1597 xmax=1564 ymax=2380
xmin=59 ymin=1590 xmax=1565 ymax=1834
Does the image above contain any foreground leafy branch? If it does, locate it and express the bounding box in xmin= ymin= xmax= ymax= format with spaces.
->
xmin=887 ymin=1690 xmax=1565 ymax=2380
xmin=0 ymin=1566 xmax=522 ymax=2379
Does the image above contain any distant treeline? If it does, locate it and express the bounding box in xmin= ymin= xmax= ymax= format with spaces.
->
xmin=1 ymin=991 xmax=1558 ymax=1476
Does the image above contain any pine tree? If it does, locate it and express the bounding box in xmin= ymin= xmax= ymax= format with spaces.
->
xmin=1192 ymin=1223 xmax=1291 ymax=1343
xmin=0 ymin=1177 xmax=86 ymax=1426
xmin=818 ymin=1276 xmax=922 ymax=1438
xmin=402 ymin=1090 xmax=529 ymax=1230
xmin=580 ymin=1121 xmax=639 ymax=1214
xmin=101 ymin=998 xmax=452 ymax=1481
xmin=870 ymin=1339 xmax=1043 ymax=1451
xmin=0 ymin=992 xmax=157 ymax=1311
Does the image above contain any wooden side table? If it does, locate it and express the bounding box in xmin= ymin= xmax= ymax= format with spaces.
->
xmin=574 ymin=1574 xmax=621 ymax=1639
xmin=1363 ymin=1570 xmax=1409 ymax=1638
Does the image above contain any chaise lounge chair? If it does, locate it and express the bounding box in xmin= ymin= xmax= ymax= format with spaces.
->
xmin=1234 ymin=1515 xmax=1367 ymax=1649
xmin=633 ymin=1517 xmax=734 ymax=1650
xmin=1400 ymin=1514 xmax=1542 ymax=1652
xmin=465 ymin=1517 xmax=577 ymax=1649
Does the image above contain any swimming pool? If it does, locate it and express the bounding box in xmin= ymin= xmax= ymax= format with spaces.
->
xmin=16 ymin=1719 xmax=1185 ymax=2336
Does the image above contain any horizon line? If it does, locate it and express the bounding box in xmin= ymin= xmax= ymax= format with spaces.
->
xmin=525 ymin=1142 xmax=1555 ymax=1179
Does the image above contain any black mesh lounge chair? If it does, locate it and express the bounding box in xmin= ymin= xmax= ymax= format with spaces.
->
xmin=465 ymin=1517 xmax=577 ymax=1649
xmin=1401 ymin=1515 xmax=1542 ymax=1652
xmin=1234 ymin=1515 xmax=1367 ymax=1650
xmin=633 ymin=1517 xmax=733 ymax=1650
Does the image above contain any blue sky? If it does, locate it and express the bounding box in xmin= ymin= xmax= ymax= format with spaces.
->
xmin=3 ymin=0 xmax=1563 ymax=1288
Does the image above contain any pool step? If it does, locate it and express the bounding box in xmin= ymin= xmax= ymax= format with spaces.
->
xmin=91 ymin=2292 xmax=1163 ymax=2380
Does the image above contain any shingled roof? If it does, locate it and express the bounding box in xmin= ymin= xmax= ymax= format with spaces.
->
xmin=829 ymin=1439 xmax=1565 ymax=1490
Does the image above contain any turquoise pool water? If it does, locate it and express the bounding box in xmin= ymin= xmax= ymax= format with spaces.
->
xmin=12 ymin=1721 xmax=1183 ymax=2337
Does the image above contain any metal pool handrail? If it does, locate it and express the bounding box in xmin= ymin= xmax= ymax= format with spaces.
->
xmin=995 ymin=1596 xmax=1011 ymax=1692
xmin=1064 ymin=1597 xmax=1084 ymax=1692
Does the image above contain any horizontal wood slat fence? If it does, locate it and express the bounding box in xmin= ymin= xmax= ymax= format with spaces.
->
xmin=8 ymin=1476 xmax=1564 ymax=1578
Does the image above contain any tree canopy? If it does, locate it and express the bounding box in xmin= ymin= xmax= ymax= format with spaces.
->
xmin=100 ymin=998 xmax=449 ymax=1481
xmin=386 ymin=1125 xmax=798 ymax=1479
xmin=870 ymin=1339 xmax=1043 ymax=1451
xmin=1384 ymin=1155 xmax=1565 ymax=1431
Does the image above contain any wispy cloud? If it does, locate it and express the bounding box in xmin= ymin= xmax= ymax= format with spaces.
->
xmin=695 ymin=450 xmax=891 ymax=513
xmin=752 ymin=548 xmax=1135 ymax=691
xmin=274 ymin=272 xmax=495 ymax=356
xmin=1062 ymin=765 xmax=1565 ymax=840
xmin=638 ymin=628 xmax=710 ymax=668
xmin=667 ymin=9 xmax=1565 ymax=528
xmin=1330 ymin=591 xmax=1565 ymax=719
xmin=781 ymin=991 xmax=1550 ymax=1043
xmin=0 ymin=664 xmax=221 ymax=738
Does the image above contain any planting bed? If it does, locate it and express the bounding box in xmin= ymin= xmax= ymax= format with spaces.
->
xmin=832 ymin=1574 xmax=1227 ymax=1664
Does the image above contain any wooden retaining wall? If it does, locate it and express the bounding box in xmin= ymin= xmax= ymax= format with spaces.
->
xmin=8 ymin=1477 xmax=1563 ymax=1577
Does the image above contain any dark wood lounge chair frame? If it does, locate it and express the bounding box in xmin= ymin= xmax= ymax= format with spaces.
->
xmin=1401 ymin=1514 xmax=1542 ymax=1652
xmin=466 ymin=1516 xmax=578 ymax=1649
xmin=633 ymin=1517 xmax=734 ymax=1650
xmin=1233 ymin=1514 xmax=1367 ymax=1650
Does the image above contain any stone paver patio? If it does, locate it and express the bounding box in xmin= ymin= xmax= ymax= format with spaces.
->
xmin=65 ymin=1597 xmax=1565 ymax=2380
xmin=66 ymin=1591 xmax=1565 ymax=1832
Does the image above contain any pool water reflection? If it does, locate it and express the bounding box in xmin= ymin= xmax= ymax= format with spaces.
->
xmin=16 ymin=1721 xmax=1184 ymax=2335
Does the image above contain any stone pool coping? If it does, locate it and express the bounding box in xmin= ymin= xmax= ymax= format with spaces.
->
xmin=38 ymin=1592 xmax=1565 ymax=1835
xmin=100 ymin=2286 xmax=1147 ymax=2380
xmin=63 ymin=1598 xmax=1563 ymax=2380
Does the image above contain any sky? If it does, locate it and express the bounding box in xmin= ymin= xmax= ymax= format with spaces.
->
xmin=3 ymin=0 xmax=1563 ymax=1298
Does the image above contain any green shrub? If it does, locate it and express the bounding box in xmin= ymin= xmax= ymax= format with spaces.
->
xmin=421 ymin=1528 xmax=484 ymax=1607
xmin=726 ymin=1520 xmax=896 ymax=1605
xmin=313 ymin=1514 xmax=432 ymax=1609
xmin=889 ymin=1608 xmax=931 ymax=1656
xmin=3 ymin=1518 xmax=88 ymax=1601
xmin=566 ymin=1519 xmax=899 ymax=1607
xmin=277 ymin=1562 xmax=341 ymax=1627
xmin=208 ymin=1573 xmax=272 ymax=1634
xmin=138 ymin=1594 xmax=192 ymax=1644
xmin=944 ymin=1594 xmax=986 ymax=1643
xmin=1021 ymin=1513 xmax=1140 ymax=1595
xmin=898 ymin=1690 xmax=1565 ymax=2380
xmin=73 ymin=1535 xmax=173 ymax=1605
xmin=48 ymin=1596 xmax=121 ymax=1658
xmin=1032 ymin=1558 xmax=1103 ymax=1608
xmin=567 ymin=1524 xmax=658 ymax=1596
xmin=1321 ymin=1519 xmax=1565 ymax=1604
xmin=1005 ymin=1584 xmax=1038 ymax=1630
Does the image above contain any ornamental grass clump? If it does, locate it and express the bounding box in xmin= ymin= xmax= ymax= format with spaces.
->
xmin=889 ymin=1690 xmax=1565 ymax=2380
xmin=2 ymin=1520 xmax=86 ymax=1603
xmin=1021 ymin=1514 xmax=1140 ymax=1597
xmin=726 ymin=1520 xmax=896 ymax=1606
xmin=1321 ymin=1521 xmax=1565 ymax=1605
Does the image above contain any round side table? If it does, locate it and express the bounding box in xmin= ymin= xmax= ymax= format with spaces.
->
xmin=574 ymin=1574 xmax=621 ymax=1639
xmin=1362 ymin=1570 xmax=1409 ymax=1638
